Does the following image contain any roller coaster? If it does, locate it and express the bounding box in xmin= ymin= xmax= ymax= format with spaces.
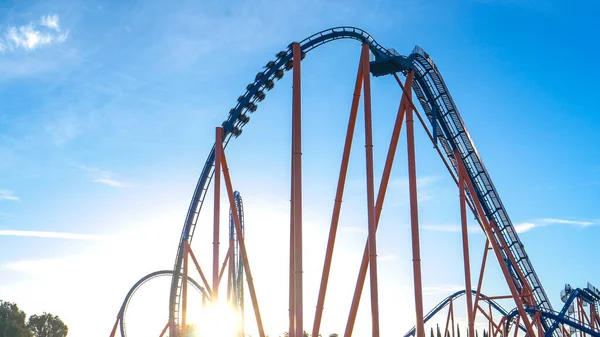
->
xmin=108 ymin=27 xmax=600 ymax=337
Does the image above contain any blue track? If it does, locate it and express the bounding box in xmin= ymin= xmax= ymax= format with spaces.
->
xmin=117 ymin=270 xmax=206 ymax=337
xmin=168 ymin=26 xmax=553 ymax=335
xmin=402 ymin=290 xmax=525 ymax=337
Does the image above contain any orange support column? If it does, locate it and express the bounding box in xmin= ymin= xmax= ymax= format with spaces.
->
xmin=109 ymin=316 xmax=119 ymax=337
xmin=213 ymin=127 xmax=223 ymax=301
xmin=344 ymin=70 xmax=414 ymax=337
xmin=457 ymin=150 xmax=475 ymax=337
xmin=159 ymin=321 xmax=169 ymax=337
xmin=360 ymin=42 xmax=381 ymax=337
xmin=444 ymin=299 xmax=453 ymax=337
xmin=473 ymin=240 xmax=489 ymax=319
xmin=220 ymin=144 xmax=265 ymax=337
xmin=312 ymin=46 xmax=363 ymax=337
xmin=291 ymin=42 xmax=304 ymax=337
xmin=405 ymin=69 xmax=425 ymax=337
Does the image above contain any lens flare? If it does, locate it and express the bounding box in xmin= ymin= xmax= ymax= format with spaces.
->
xmin=193 ymin=302 xmax=239 ymax=337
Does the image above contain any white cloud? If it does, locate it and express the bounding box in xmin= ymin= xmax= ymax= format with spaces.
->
xmin=539 ymin=218 xmax=594 ymax=227
xmin=77 ymin=165 xmax=128 ymax=188
xmin=423 ymin=218 xmax=596 ymax=235
xmin=0 ymin=190 xmax=19 ymax=201
xmin=0 ymin=230 xmax=108 ymax=240
xmin=1 ymin=15 xmax=68 ymax=53
xmin=513 ymin=222 xmax=536 ymax=233
xmin=513 ymin=218 xmax=596 ymax=234
xmin=40 ymin=15 xmax=60 ymax=32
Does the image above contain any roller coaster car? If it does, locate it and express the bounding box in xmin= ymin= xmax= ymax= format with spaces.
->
xmin=285 ymin=61 xmax=293 ymax=70
xmin=237 ymin=96 xmax=245 ymax=103
xmin=229 ymin=108 xmax=236 ymax=115
xmin=264 ymin=80 xmax=274 ymax=90
xmin=276 ymin=51 xmax=287 ymax=58
xmin=255 ymin=72 xmax=264 ymax=81
xmin=246 ymin=84 xmax=254 ymax=91
xmin=265 ymin=61 xmax=276 ymax=68
xmin=274 ymin=69 xmax=284 ymax=80
xmin=254 ymin=91 xmax=266 ymax=102
xmin=246 ymin=102 xmax=257 ymax=112
xmin=238 ymin=115 xmax=250 ymax=125
xmin=232 ymin=127 xmax=242 ymax=137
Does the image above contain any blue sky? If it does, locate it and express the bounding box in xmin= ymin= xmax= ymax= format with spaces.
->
xmin=1 ymin=0 xmax=599 ymax=336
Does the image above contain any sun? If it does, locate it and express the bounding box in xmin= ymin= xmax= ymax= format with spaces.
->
xmin=191 ymin=302 xmax=240 ymax=337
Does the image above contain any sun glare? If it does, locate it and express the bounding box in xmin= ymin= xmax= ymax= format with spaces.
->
xmin=192 ymin=302 xmax=240 ymax=337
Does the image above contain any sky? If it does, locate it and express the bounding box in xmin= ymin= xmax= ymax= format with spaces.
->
xmin=1 ymin=0 xmax=600 ymax=336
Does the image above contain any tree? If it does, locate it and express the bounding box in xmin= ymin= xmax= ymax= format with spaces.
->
xmin=329 ymin=334 xmax=339 ymax=337
xmin=437 ymin=324 xmax=442 ymax=337
xmin=456 ymin=324 xmax=461 ymax=337
xmin=0 ymin=301 xmax=32 ymax=337
xmin=28 ymin=313 xmax=68 ymax=337
xmin=431 ymin=327 xmax=435 ymax=337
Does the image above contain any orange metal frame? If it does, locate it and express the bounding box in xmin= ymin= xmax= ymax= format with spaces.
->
xmin=111 ymin=42 xmax=579 ymax=337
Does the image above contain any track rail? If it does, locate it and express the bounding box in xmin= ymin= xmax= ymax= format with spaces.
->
xmin=230 ymin=191 xmax=245 ymax=333
xmin=402 ymin=290 xmax=525 ymax=337
xmin=116 ymin=270 xmax=206 ymax=337
xmin=168 ymin=26 xmax=552 ymax=335
xmin=402 ymin=46 xmax=554 ymax=330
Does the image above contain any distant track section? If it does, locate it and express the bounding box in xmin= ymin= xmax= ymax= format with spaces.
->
xmin=402 ymin=290 xmax=524 ymax=337
xmin=168 ymin=26 xmax=552 ymax=334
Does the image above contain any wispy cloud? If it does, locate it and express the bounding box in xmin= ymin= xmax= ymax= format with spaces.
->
xmin=539 ymin=218 xmax=594 ymax=226
xmin=76 ymin=165 xmax=127 ymax=188
xmin=1 ymin=256 xmax=79 ymax=273
xmin=0 ymin=14 xmax=68 ymax=53
xmin=513 ymin=218 xmax=596 ymax=234
xmin=421 ymin=217 xmax=596 ymax=235
xmin=40 ymin=15 xmax=61 ymax=32
xmin=0 ymin=190 xmax=19 ymax=201
xmin=0 ymin=229 xmax=107 ymax=240
xmin=514 ymin=222 xmax=537 ymax=233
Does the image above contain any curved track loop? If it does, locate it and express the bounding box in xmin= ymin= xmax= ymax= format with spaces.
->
xmin=168 ymin=26 xmax=552 ymax=333
xmin=402 ymin=290 xmax=524 ymax=337
xmin=118 ymin=270 xmax=206 ymax=337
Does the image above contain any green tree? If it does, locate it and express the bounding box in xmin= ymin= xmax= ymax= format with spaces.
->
xmin=329 ymin=334 xmax=339 ymax=337
xmin=437 ymin=324 xmax=442 ymax=337
xmin=28 ymin=313 xmax=68 ymax=337
xmin=456 ymin=324 xmax=461 ymax=337
xmin=0 ymin=301 xmax=32 ymax=337
xmin=431 ymin=327 xmax=435 ymax=337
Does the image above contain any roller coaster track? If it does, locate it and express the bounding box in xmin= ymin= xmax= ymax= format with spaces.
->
xmin=402 ymin=290 xmax=526 ymax=337
xmin=230 ymin=191 xmax=245 ymax=334
xmin=168 ymin=26 xmax=553 ymax=334
xmin=506 ymin=308 xmax=600 ymax=337
xmin=114 ymin=270 xmax=206 ymax=337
